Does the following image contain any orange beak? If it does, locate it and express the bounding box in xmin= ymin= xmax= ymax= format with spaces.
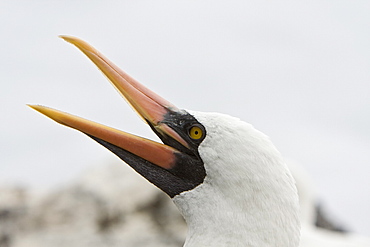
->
xmin=29 ymin=36 xmax=206 ymax=197
xmin=29 ymin=36 xmax=188 ymax=170
xmin=28 ymin=104 xmax=178 ymax=169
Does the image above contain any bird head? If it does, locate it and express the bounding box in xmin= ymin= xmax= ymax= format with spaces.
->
xmin=30 ymin=36 xmax=300 ymax=247
xmin=29 ymin=36 xmax=209 ymax=198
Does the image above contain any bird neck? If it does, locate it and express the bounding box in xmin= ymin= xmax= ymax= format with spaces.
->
xmin=174 ymin=111 xmax=301 ymax=246
xmin=173 ymin=171 xmax=301 ymax=247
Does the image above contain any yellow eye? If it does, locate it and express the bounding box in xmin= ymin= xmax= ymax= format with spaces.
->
xmin=189 ymin=126 xmax=203 ymax=140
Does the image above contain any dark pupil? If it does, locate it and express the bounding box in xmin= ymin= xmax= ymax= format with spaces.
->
xmin=194 ymin=130 xmax=198 ymax=135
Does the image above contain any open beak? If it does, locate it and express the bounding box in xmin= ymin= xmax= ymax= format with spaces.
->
xmin=29 ymin=36 xmax=206 ymax=197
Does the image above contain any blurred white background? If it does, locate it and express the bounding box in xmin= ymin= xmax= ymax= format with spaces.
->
xmin=1 ymin=0 xmax=369 ymax=235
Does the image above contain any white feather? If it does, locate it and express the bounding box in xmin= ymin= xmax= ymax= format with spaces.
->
xmin=173 ymin=111 xmax=301 ymax=247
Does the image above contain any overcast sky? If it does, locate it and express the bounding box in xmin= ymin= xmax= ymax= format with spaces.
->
xmin=1 ymin=1 xmax=369 ymax=235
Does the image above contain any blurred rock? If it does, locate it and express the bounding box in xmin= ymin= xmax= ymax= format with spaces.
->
xmin=0 ymin=186 xmax=28 ymax=247
xmin=1 ymin=160 xmax=186 ymax=247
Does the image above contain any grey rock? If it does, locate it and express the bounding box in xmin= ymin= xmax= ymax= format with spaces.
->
xmin=1 ymin=160 xmax=186 ymax=247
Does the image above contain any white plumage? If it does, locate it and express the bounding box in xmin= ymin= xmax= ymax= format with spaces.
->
xmin=174 ymin=111 xmax=301 ymax=247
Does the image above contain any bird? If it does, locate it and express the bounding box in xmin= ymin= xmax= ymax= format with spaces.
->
xmin=29 ymin=36 xmax=301 ymax=247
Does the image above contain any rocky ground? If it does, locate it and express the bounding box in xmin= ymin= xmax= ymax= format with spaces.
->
xmin=0 ymin=160 xmax=187 ymax=247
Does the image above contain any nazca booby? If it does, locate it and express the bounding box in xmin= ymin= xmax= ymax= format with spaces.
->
xmin=29 ymin=36 xmax=301 ymax=247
